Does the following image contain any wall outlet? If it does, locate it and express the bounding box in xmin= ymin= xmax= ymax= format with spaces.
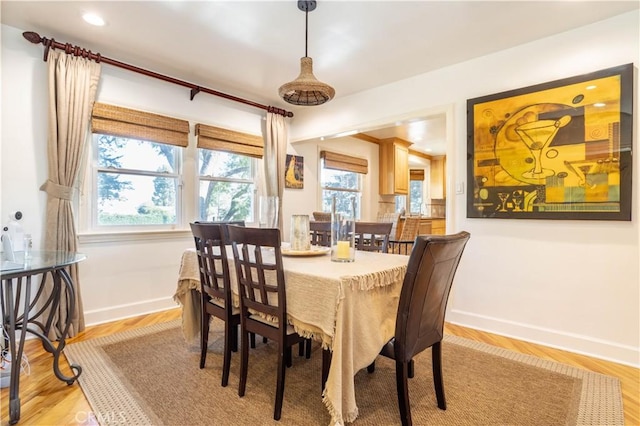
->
xmin=455 ymin=182 xmax=464 ymax=194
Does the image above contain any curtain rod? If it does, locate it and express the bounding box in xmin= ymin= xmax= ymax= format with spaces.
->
xmin=22 ymin=31 xmax=294 ymax=118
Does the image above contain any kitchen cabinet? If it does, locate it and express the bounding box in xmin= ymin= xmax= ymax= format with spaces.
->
xmin=379 ymin=138 xmax=411 ymax=195
xmin=431 ymin=219 xmax=445 ymax=235
xmin=430 ymin=156 xmax=446 ymax=199
xmin=429 ymin=157 xmax=447 ymax=199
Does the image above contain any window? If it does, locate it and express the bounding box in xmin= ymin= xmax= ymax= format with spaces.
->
xmin=88 ymin=103 xmax=189 ymax=230
xmin=409 ymin=180 xmax=423 ymax=214
xmin=320 ymin=151 xmax=367 ymax=219
xmin=93 ymin=134 xmax=181 ymax=226
xmin=195 ymin=123 xmax=263 ymax=223
xmin=409 ymin=169 xmax=425 ymax=215
xmin=198 ymin=149 xmax=256 ymax=222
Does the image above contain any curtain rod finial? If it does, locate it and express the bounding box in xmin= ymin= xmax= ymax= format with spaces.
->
xmin=23 ymin=31 xmax=42 ymax=44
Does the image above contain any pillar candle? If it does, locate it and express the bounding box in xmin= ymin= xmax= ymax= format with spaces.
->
xmin=336 ymin=240 xmax=351 ymax=259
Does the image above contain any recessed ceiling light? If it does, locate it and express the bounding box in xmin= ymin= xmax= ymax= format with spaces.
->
xmin=83 ymin=13 xmax=105 ymax=26
xmin=586 ymin=85 xmax=597 ymax=90
xmin=594 ymin=102 xmax=606 ymax=108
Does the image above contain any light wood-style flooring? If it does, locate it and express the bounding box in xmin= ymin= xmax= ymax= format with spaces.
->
xmin=1 ymin=309 xmax=638 ymax=426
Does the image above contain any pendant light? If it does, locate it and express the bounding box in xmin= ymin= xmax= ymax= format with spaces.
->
xmin=278 ymin=0 xmax=335 ymax=106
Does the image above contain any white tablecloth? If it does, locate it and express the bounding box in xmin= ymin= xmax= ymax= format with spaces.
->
xmin=174 ymin=247 xmax=409 ymax=425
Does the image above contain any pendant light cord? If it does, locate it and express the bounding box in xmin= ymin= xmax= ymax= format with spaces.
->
xmin=305 ymin=9 xmax=309 ymax=57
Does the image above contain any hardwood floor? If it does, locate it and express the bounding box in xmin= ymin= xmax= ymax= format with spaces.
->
xmin=1 ymin=309 xmax=638 ymax=425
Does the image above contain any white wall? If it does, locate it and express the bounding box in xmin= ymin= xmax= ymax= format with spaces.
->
xmin=2 ymin=10 xmax=638 ymax=366
xmin=290 ymin=11 xmax=640 ymax=366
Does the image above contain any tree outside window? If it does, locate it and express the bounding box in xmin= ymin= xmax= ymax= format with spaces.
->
xmin=198 ymin=150 xmax=255 ymax=222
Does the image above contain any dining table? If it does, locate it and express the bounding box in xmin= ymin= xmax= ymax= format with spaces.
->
xmin=174 ymin=245 xmax=409 ymax=426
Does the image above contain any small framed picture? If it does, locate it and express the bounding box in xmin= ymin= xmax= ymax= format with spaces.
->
xmin=285 ymin=154 xmax=304 ymax=189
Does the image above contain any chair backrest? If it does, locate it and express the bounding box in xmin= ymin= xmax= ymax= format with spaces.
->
xmin=377 ymin=212 xmax=401 ymax=239
xmin=354 ymin=221 xmax=393 ymax=253
xmin=312 ymin=211 xmax=331 ymax=222
xmin=227 ymin=226 xmax=287 ymax=325
xmin=195 ymin=220 xmax=245 ymax=240
xmin=398 ymin=217 xmax=421 ymax=241
xmin=189 ymin=222 xmax=233 ymax=309
xmin=394 ymin=232 xmax=470 ymax=362
xmin=309 ymin=220 xmax=331 ymax=247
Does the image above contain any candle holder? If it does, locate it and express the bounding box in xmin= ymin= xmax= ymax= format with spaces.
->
xmin=290 ymin=214 xmax=311 ymax=251
xmin=331 ymin=196 xmax=355 ymax=262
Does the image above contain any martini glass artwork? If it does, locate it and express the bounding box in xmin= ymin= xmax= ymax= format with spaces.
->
xmin=512 ymin=190 xmax=524 ymax=212
xmin=497 ymin=192 xmax=509 ymax=212
xmin=515 ymin=115 xmax=571 ymax=180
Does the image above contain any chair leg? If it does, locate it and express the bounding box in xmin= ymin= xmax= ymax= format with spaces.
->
xmin=396 ymin=360 xmax=412 ymax=426
xmin=321 ymin=349 xmax=331 ymax=394
xmin=285 ymin=346 xmax=293 ymax=367
xmin=238 ymin=328 xmax=249 ymax=397
xmin=200 ymin=313 xmax=210 ymax=369
xmin=230 ymin=323 xmax=238 ymax=352
xmin=408 ymin=359 xmax=415 ymax=379
xmin=274 ymin=344 xmax=287 ymax=420
xmin=298 ymin=341 xmax=304 ymax=357
xmin=221 ymin=321 xmax=232 ymax=387
xmin=432 ymin=342 xmax=446 ymax=410
xmin=250 ymin=332 xmax=256 ymax=348
xmin=367 ymin=361 xmax=375 ymax=373
xmin=305 ymin=338 xmax=312 ymax=359
xmin=263 ymin=336 xmax=268 ymax=344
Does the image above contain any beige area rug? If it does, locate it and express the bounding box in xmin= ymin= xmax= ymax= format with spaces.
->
xmin=64 ymin=320 xmax=623 ymax=426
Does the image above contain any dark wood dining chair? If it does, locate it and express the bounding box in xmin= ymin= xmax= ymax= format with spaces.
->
xmin=189 ymin=222 xmax=240 ymax=387
xmin=354 ymin=221 xmax=393 ymax=253
xmin=366 ymin=231 xmax=470 ymax=426
xmin=310 ymin=220 xmax=331 ymax=247
xmin=227 ymin=225 xmax=311 ymax=421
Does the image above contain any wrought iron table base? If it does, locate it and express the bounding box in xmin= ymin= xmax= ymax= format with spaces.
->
xmin=2 ymin=264 xmax=82 ymax=424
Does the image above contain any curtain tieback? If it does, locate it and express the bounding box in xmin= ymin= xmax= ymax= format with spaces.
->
xmin=40 ymin=180 xmax=75 ymax=200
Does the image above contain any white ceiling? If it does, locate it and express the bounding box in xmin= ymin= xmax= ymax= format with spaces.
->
xmin=2 ymin=1 xmax=637 ymax=156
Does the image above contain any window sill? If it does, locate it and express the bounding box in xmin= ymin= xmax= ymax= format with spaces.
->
xmin=78 ymin=229 xmax=192 ymax=245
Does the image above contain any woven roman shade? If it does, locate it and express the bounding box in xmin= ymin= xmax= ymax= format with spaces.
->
xmin=91 ymin=103 xmax=189 ymax=147
xmin=410 ymin=169 xmax=425 ymax=181
xmin=320 ymin=150 xmax=368 ymax=174
xmin=195 ymin=124 xmax=264 ymax=159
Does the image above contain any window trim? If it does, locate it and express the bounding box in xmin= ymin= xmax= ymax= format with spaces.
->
xmin=89 ymin=133 xmax=184 ymax=232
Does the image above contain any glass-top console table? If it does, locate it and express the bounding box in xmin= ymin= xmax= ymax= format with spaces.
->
xmin=1 ymin=250 xmax=86 ymax=425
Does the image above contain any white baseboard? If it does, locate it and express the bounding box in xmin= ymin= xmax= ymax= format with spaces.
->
xmin=447 ymin=309 xmax=639 ymax=368
xmin=84 ymin=297 xmax=179 ymax=327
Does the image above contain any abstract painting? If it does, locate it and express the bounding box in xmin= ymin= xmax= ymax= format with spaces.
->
xmin=467 ymin=63 xmax=633 ymax=220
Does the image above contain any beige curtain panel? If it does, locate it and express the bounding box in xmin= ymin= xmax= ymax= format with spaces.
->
xmin=320 ymin=150 xmax=368 ymax=174
xmin=410 ymin=169 xmax=425 ymax=181
xmin=195 ymin=123 xmax=264 ymax=159
xmin=92 ymin=103 xmax=189 ymax=147
xmin=40 ymin=50 xmax=101 ymax=339
xmin=264 ymin=113 xmax=288 ymax=230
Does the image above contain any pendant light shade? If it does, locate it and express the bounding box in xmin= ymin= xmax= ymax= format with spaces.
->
xmin=279 ymin=1 xmax=335 ymax=106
